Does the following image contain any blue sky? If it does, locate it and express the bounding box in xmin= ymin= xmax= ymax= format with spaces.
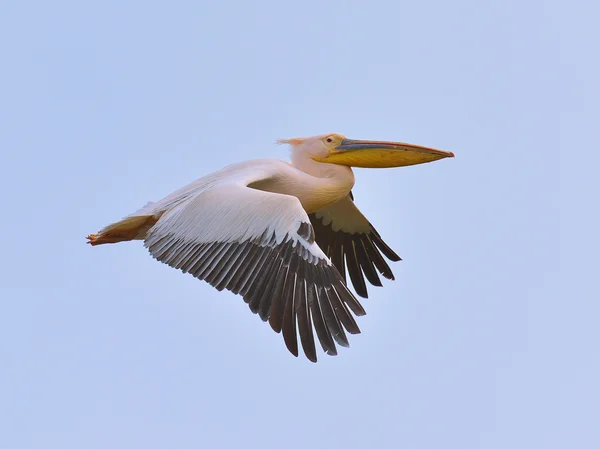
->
xmin=1 ymin=1 xmax=597 ymax=448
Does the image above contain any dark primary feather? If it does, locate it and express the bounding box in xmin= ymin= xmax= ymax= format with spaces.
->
xmin=309 ymin=191 xmax=401 ymax=299
xmin=145 ymin=224 xmax=365 ymax=363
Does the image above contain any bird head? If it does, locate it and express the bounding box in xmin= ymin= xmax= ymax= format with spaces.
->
xmin=279 ymin=133 xmax=454 ymax=168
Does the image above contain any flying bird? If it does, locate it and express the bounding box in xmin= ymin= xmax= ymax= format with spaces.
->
xmin=87 ymin=133 xmax=453 ymax=362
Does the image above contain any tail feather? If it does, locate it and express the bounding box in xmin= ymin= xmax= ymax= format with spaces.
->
xmin=87 ymin=215 xmax=159 ymax=246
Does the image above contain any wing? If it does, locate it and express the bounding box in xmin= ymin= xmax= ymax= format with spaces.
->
xmin=143 ymin=174 xmax=365 ymax=362
xmin=309 ymin=193 xmax=401 ymax=298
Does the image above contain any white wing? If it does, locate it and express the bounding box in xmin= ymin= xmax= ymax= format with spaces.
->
xmin=309 ymin=193 xmax=401 ymax=298
xmin=143 ymin=162 xmax=365 ymax=362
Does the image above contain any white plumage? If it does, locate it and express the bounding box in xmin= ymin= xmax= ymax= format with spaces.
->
xmin=88 ymin=133 xmax=453 ymax=361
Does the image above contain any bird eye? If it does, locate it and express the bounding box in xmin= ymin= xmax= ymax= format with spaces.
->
xmin=326 ymin=137 xmax=333 ymax=143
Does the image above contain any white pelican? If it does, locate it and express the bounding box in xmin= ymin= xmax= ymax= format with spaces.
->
xmin=87 ymin=133 xmax=453 ymax=362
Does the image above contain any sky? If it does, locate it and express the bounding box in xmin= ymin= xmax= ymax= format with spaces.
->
xmin=0 ymin=1 xmax=597 ymax=448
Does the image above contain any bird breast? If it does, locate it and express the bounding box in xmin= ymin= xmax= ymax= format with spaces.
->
xmin=250 ymin=162 xmax=354 ymax=214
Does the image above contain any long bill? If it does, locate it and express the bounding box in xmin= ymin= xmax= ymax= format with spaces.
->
xmin=317 ymin=138 xmax=455 ymax=168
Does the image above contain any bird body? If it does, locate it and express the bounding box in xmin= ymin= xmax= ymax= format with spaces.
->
xmin=88 ymin=133 xmax=453 ymax=361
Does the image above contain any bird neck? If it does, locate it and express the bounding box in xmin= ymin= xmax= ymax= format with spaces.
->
xmin=289 ymin=153 xmax=355 ymax=212
xmin=291 ymin=152 xmax=352 ymax=180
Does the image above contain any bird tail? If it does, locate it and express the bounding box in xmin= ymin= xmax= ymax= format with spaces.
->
xmin=87 ymin=214 xmax=158 ymax=246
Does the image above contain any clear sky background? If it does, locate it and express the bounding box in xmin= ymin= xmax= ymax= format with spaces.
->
xmin=0 ymin=1 xmax=597 ymax=448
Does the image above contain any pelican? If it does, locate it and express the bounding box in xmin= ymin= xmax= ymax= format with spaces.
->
xmin=87 ymin=133 xmax=453 ymax=362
